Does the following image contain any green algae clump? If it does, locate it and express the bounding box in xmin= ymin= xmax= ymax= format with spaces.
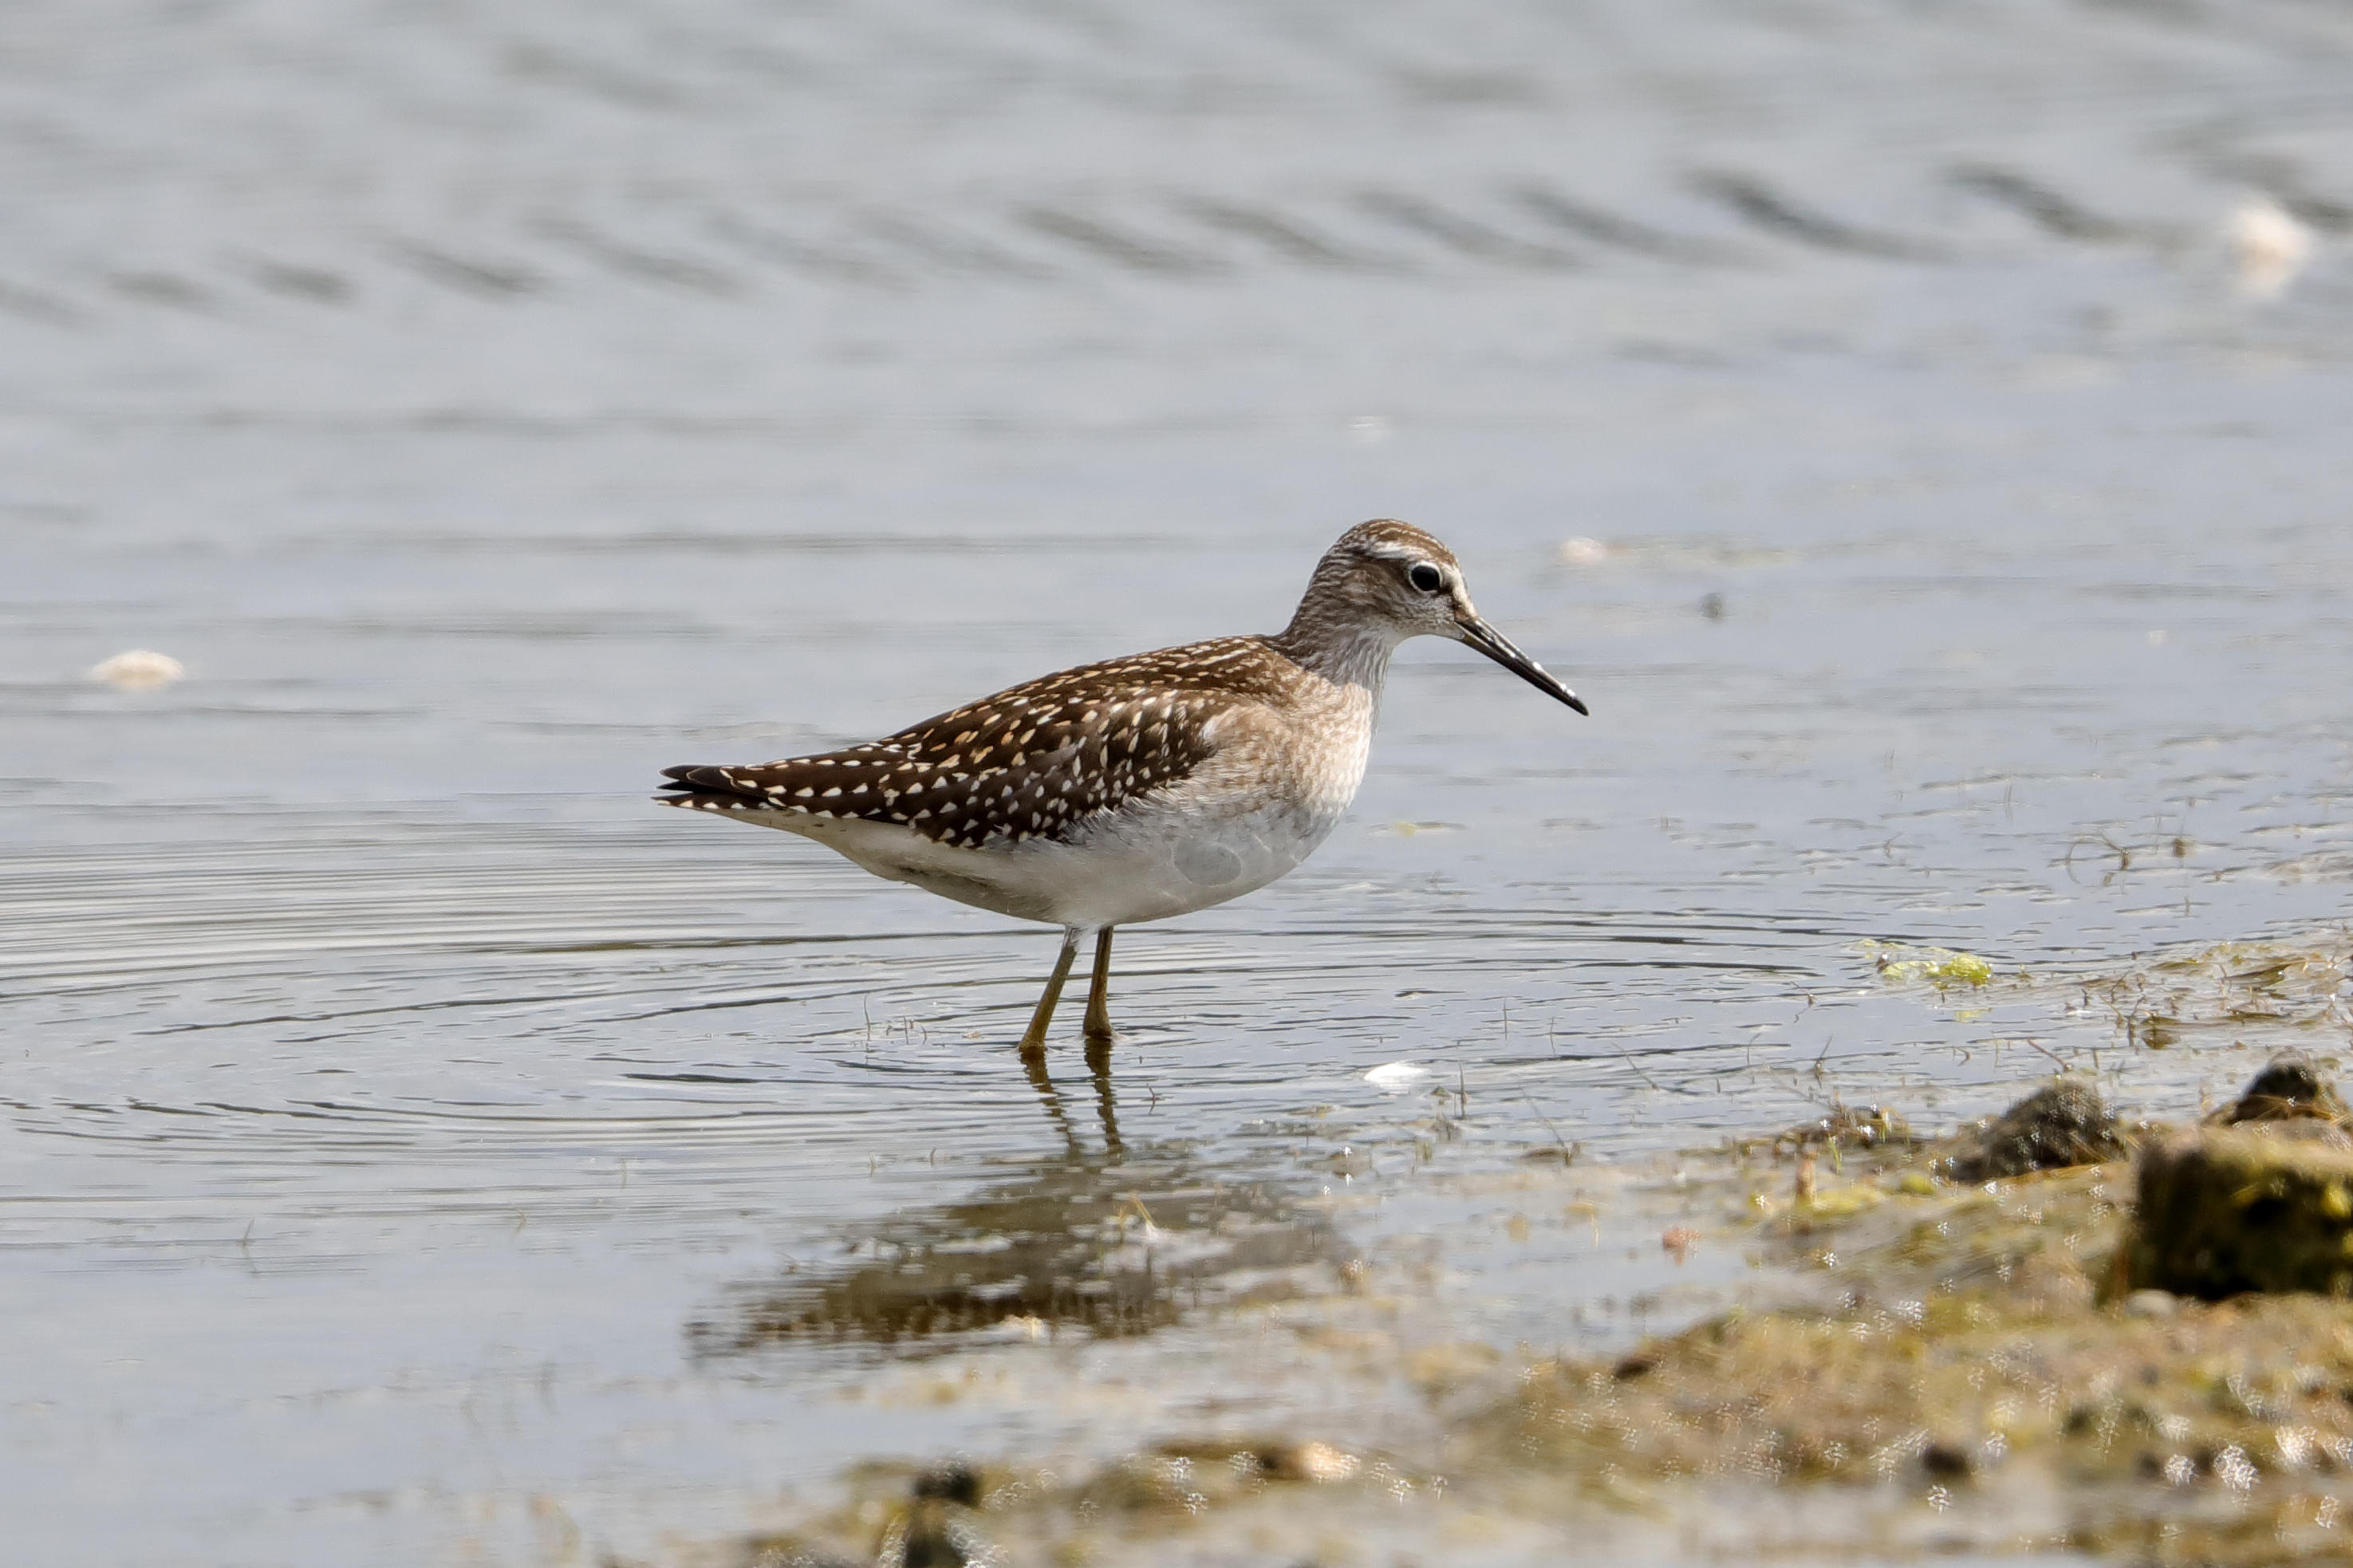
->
xmin=1859 ymin=940 xmax=1996 ymax=988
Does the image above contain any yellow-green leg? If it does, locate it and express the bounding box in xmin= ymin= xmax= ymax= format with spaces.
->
xmin=1082 ymin=927 xmax=1117 ymax=1077
xmin=1082 ymin=928 xmax=1116 ymax=1046
xmin=1018 ymin=927 xmax=1082 ymax=1058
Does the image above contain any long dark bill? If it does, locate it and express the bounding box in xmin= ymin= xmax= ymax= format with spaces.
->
xmin=1456 ymin=615 xmax=1589 ymax=715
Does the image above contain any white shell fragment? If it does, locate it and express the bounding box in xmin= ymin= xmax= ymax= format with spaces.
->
xmin=1363 ymin=1061 xmax=1432 ymax=1093
xmin=90 ymin=649 xmax=185 ymax=689
xmin=2228 ymin=195 xmax=2315 ymax=300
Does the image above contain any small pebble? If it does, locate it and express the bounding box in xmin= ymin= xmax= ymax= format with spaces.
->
xmin=1259 ymin=1440 xmax=1358 ymax=1483
xmin=1920 ymin=1441 xmax=1973 ymax=1478
xmin=2123 ymin=1288 xmax=2178 ymax=1320
xmin=910 ymin=1465 xmax=981 ymax=1507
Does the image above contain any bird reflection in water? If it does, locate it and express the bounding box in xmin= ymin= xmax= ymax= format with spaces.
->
xmin=1024 ymin=1030 xmax=1124 ymax=1158
xmin=689 ymin=1129 xmax=1344 ymax=1355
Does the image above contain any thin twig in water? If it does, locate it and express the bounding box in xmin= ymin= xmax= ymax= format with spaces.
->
xmin=1618 ymin=1040 xmax=1661 ymax=1091
xmin=1518 ymin=1090 xmax=1579 ymax=1162
xmin=2014 ymin=1035 xmax=2071 ymax=1073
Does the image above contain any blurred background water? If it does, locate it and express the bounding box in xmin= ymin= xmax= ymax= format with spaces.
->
xmin=5 ymin=2 xmax=2353 ymax=1562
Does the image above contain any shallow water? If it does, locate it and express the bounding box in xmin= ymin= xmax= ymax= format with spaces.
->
xmin=7 ymin=2 xmax=2353 ymax=1562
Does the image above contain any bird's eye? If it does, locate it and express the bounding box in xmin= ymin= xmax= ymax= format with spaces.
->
xmin=1407 ymin=563 xmax=1445 ymax=593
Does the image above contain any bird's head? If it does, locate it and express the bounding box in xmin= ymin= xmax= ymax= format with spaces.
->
xmin=1302 ymin=518 xmax=1587 ymax=714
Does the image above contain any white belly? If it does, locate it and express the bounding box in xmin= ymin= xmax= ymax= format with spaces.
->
xmin=755 ymin=790 xmax=1346 ymax=928
xmin=1016 ymin=792 xmax=1347 ymax=927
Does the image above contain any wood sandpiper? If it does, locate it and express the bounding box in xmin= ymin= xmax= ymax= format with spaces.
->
xmin=657 ymin=519 xmax=1586 ymax=1063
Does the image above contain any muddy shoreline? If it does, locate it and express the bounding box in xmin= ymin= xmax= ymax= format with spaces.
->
xmin=682 ymin=937 xmax=2353 ymax=1567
